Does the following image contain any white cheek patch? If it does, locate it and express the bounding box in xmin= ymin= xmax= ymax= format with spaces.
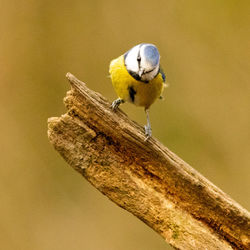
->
xmin=140 ymin=56 xmax=152 ymax=71
xmin=124 ymin=45 xmax=140 ymax=73
xmin=141 ymin=64 xmax=160 ymax=82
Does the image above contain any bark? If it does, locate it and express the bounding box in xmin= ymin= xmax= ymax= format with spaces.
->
xmin=47 ymin=73 xmax=250 ymax=249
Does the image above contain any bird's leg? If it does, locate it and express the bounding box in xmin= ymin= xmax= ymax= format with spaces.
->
xmin=111 ymin=98 xmax=124 ymax=110
xmin=144 ymin=108 xmax=152 ymax=140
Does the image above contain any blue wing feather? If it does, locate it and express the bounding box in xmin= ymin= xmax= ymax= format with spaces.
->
xmin=159 ymin=68 xmax=166 ymax=82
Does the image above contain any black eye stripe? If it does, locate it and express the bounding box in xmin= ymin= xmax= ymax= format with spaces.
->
xmin=137 ymin=54 xmax=141 ymax=69
xmin=144 ymin=68 xmax=154 ymax=74
xmin=137 ymin=44 xmax=143 ymax=66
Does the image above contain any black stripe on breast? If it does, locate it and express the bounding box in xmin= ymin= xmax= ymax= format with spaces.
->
xmin=128 ymin=86 xmax=136 ymax=102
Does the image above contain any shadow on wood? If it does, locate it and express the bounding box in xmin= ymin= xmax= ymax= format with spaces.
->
xmin=47 ymin=73 xmax=250 ymax=249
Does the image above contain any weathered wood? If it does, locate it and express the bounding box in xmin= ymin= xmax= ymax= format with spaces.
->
xmin=48 ymin=73 xmax=250 ymax=250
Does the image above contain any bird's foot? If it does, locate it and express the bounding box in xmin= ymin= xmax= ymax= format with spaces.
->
xmin=144 ymin=124 xmax=152 ymax=141
xmin=111 ymin=98 xmax=124 ymax=110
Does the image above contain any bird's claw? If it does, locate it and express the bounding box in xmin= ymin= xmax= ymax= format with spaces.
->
xmin=111 ymin=98 xmax=123 ymax=110
xmin=111 ymin=101 xmax=118 ymax=110
xmin=144 ymin=124 xmax=152 ymax=141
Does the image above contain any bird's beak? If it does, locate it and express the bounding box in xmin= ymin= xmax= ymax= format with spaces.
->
xmin=138 ymin=69 xmax=144 ymax=77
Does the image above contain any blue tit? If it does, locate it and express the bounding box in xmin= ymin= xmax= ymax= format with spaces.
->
xmin=109 ymin=43 xmax=166 ymax=140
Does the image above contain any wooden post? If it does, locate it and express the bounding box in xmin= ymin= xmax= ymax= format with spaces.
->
xmin=47 ymin=73 xmax=250 ymax=250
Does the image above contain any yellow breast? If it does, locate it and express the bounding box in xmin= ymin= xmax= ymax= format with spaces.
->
xmin=109 ymin=55 xmax=164 ymax=109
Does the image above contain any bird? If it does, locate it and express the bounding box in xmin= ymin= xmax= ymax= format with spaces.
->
xmin=109 ymin=43 xmax=166 ymax=140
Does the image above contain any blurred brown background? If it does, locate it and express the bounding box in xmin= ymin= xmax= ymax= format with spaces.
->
xmin=0 ymin=0 xmax=249 ymax=249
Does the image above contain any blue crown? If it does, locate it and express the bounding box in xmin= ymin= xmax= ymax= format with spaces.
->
xmin=143 ymin=44 xmax=160 ymax=67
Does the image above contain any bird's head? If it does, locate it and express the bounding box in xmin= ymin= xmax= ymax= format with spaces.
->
xmin=124 ymin=43 xmax=160 ymax=82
